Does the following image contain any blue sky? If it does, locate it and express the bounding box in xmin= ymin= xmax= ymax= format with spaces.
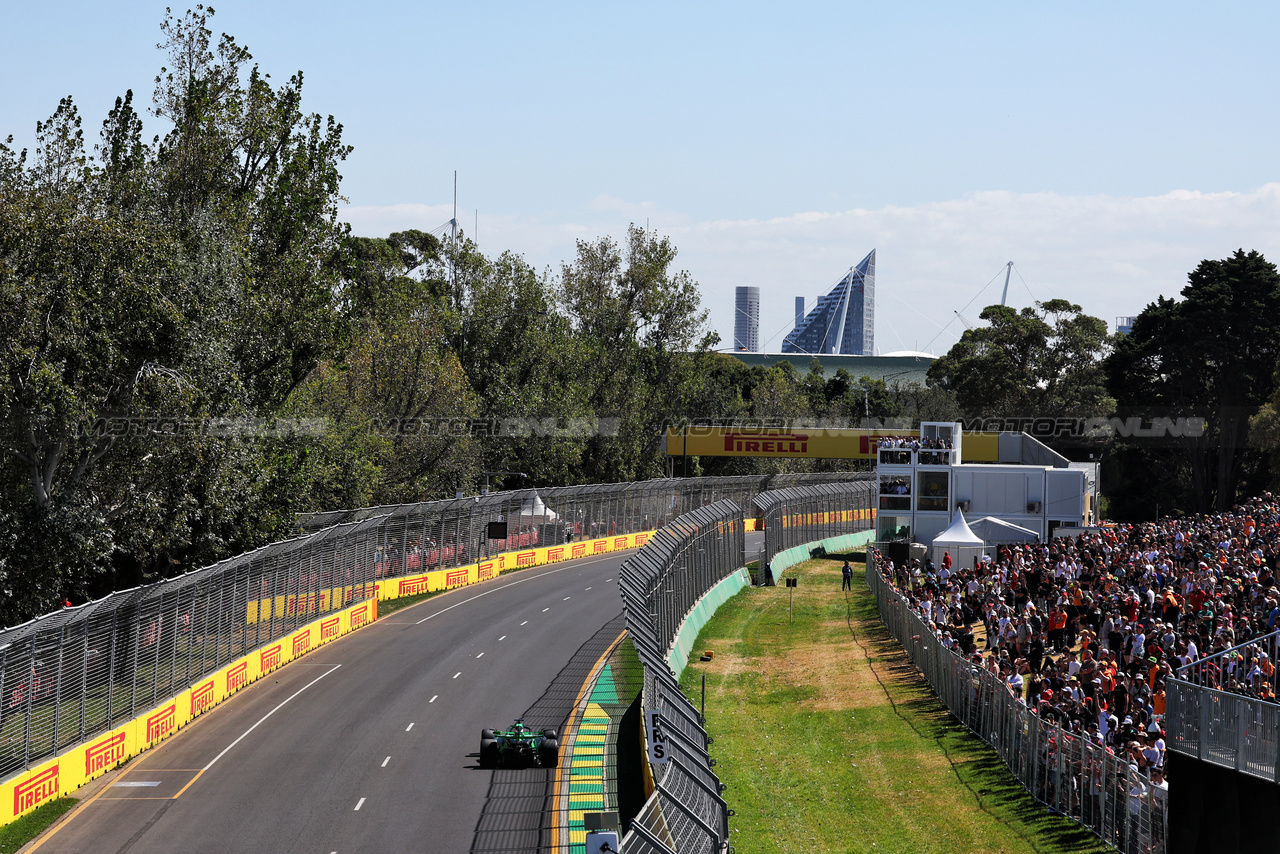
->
xmin=6 ymin=2 xmax=1280 ymax=354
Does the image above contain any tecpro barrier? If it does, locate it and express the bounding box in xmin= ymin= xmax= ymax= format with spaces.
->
xmin=753 ymin=478 xmax=876 ymax=575
xmin=619 ymin=500 xmax=742 ymax=854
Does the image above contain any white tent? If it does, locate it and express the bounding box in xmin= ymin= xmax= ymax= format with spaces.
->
xmin=969 ymin=515 xmax=1039 ymax=544
xmin=931 ymin=509 xmax=985 ymax=570
xmin=518 ymin=492 xmax=558 ymax=521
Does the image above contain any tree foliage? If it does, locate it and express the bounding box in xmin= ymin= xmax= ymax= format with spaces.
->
xmin=0 ymin=6 xmax=352 ymax=620
xmin=1106 ymin=249 xmax=1280 ymax=515
xmin=927 ymin=299 xmax=1113 ymax=419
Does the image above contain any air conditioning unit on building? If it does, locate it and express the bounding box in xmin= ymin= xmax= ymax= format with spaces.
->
xmin=1027 ymin=501 xmax=1042 ymax=513
xmin=956 ymin=500 xmax=970 ymax=512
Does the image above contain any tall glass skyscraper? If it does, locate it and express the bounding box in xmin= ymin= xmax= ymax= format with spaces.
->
xmin=781 ymin=250 xmax=875 ymax=356
xmin=734 ymin=286 xmax=760 ymax=351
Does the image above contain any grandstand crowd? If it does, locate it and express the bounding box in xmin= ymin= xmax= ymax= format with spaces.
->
xmin=872 ymin=492 xmax=1280 ymax=792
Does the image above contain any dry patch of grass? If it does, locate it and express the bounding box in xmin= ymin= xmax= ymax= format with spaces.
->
xmin=678 ymin=555 xmax=1110 ymax=854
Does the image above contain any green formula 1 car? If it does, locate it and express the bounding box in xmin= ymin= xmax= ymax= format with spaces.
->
xmin=479 ymin=718 xmax=559 ymax=768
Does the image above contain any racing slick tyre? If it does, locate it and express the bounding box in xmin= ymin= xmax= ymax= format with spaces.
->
xmin=481 ymin=728 xmax=495 ymax=740
xmin=539 ymin=738 xmax=559 ymax=768
xmin=480 ymin=738 xmax=499 ymax=768
xmin=542 ymin=729 xmax=558 ymax=740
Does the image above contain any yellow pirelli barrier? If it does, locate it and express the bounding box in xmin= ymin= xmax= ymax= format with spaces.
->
xmin=0 ymin=597 xmax=377 ymax=824
xmin=376 ymin=531 xmax=657 ymax=602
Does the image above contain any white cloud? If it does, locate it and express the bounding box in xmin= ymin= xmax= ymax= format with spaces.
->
xmin=342 ymin=184 xmax=1280 ymax=357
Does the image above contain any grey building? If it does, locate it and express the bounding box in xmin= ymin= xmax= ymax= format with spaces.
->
xmin=734 ymin=286 xmax=760 ymax=351
xmin=782 ymin=250 xmax=876 ymax=356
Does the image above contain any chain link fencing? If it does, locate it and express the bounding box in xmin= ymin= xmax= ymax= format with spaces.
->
xmin=0 ymin=517 xmax=386 ymax=782
xmin=618 ymin=500 xmax=744 ymax=854
xmin=867 ymin=548 xmax=1169 ymax=854
xmin=0 ymin=472 xmax=856 ymax=790
xmin=753 ymin=477 xmax=875 ymax=572
xmin=1166 ymin=630 xmax=1280 ymax=782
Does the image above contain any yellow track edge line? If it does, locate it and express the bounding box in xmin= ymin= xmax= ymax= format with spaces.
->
xmin=550 ymin=628 xmax=627 ymax=852
xmin=24 ymin=747 xmax=164 ymax=854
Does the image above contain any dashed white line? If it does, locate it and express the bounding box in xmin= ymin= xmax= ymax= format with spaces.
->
xmin=354 ymin=797 xmax=366 ymax=811
xmin=382 ymin=756 xmax=390 ymax=767
xmin=520 ymin=621 xmax=528 ymax=626
xmin=498 ymin=635 xmax=506 ymax=641
xmin=476 ymin=652 xmax=485 ymax=659
xmin=411 ymin=556 xmax=622 ymax=625
xmin=202 ymin=664 xmax=342 ymax=772
xmin=585 ymin=587 xmax=592 ymax=591
xmin=406 ymin=722 xmax=415 ymax=731
xmin=542 ymin=608 xmax=549 ymax=612
xmin=453 ymin=672 xmax=461 ymax=679
xmin=430 ymin=695 xmax=437 ymax=703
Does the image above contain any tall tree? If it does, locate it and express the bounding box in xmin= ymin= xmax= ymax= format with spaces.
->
xmin=1106 ymin=249 xmax=1280 ymax=513
xmin=0 ymin=6 xmax=353 ymax=620
xmin=927 ymin=299 xmax=1113 ymax=420
xmin=558 ymin=225 xmax=717 ymax=481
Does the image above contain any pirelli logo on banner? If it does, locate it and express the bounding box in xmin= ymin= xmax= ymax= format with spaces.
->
xmin=146 ymin=704 xmax=176 ymax=743
xmin=398 ymin=577 xmax=430 ymax=597
xmin=636 ymin=532 xmax=651 ymax=547
xmin=613 ymin=536 xmax=627 ymax=550
xmin=593 ymin=539 xmax=607 ymax=554
xmin=512 ymin=550 xmax=532 ymax=567
xmin=226 ymin=661 xmax=248 ymax=693
xmin=292 ymin=632 xmax=311 ymax=658
xmin=287 ymin=592 xmax=325 ymax=617
xmin=478 ymin=562 xmax=496 ymax=581
xmin=571 ymin=543 xmax=586 ymax=558
xmin=446 ymin=569 xmax=468 ymax=587
xmin=190 ymin=680 xmax=216 ymax=717
xmin=547 ymin=546 xmax=565 ymax=561
xmin=13 ymin=766 xmax=58 ymax=814
xmin=320 ymin=616 xmax=340 ymax=640
xmin=350 ymin=604 xmax=369 ymax=629
xmin=724 ymin=432 xmax=808 ymax=454
xmin=260 ymin=644 xmax=282 ymax=672
xmin=85 ymin=732 xmax=126 ymax=776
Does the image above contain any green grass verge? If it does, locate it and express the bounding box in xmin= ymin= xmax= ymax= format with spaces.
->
xmin=678 ymin=555 xmax=1111 ymax=854
xmin=378 ymin=589 xmax=444 ymax=617
xmin=0 ymin=797 xmax=76 ymax=853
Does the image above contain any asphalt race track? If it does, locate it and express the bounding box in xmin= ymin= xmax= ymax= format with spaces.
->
xmin=35 ymin=533 xmax=763 ymax=854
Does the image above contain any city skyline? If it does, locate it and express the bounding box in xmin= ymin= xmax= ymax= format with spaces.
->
xmin=5 ymin=3 xmax=1280 ymax=357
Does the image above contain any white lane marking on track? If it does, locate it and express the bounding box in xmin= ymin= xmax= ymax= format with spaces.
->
xmin=453 ymin=672 xmax=461 ymax=679
xmin=498 ymin=635 xmax=506 ymax=641
xmin=406 ymin=723 xmax=415 ymax=731
xmin=585 ymin=587 xmax=592 ymax=591
xmin=113 ymin=782 xmax=161 ymax=787
xmin=476 ymin=652 xmax=484 ymax=658
xmin=202 ymin=664 xmax=342 ymax=771
xmin=520 ymin=621 xmax=528 ymax=626
xmin=382 ymin=757 xmax=390 ymax=767
xmin=412 ymin=554 xmax=625 ymax=625
xmin=355 ymin=798 xmax=365 ymax=811
xmin=542 ymin=608 xmax=549 ymax=612
xmin=430 ymin=695 xmax=437 ymax=703
xmin=563 ymin=596 xmax=571 ymax=601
